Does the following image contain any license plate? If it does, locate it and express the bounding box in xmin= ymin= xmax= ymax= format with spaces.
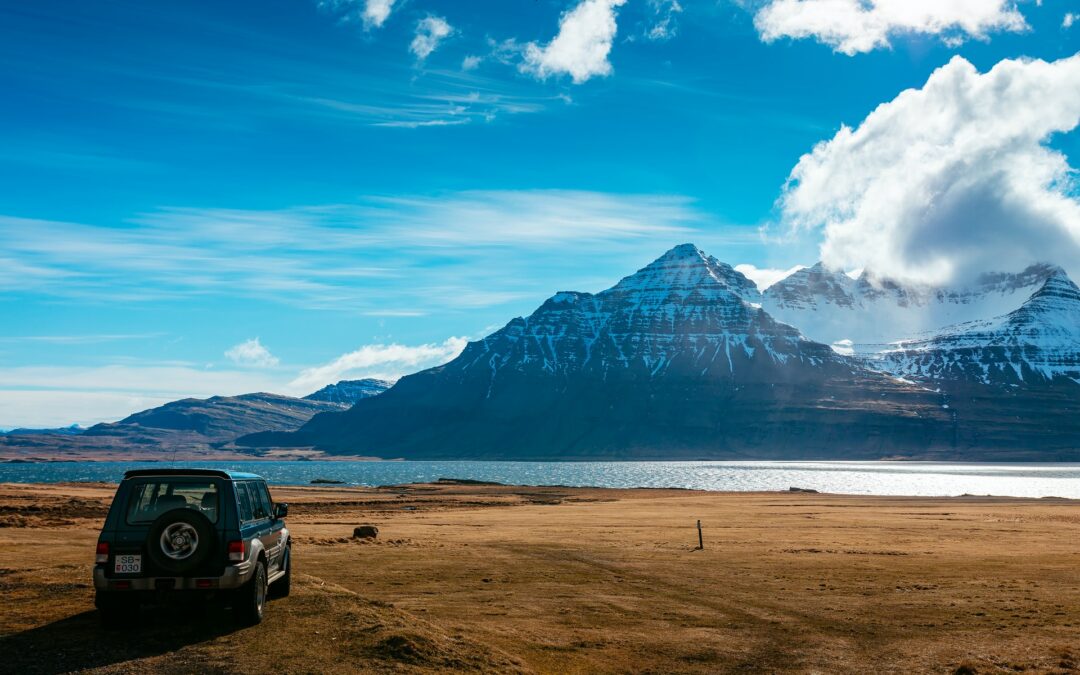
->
xmin=114 ymin=554 xmax=141 ymax=574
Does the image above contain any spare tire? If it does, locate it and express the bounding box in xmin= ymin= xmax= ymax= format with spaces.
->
xmin=146 ymin=508 xmax=215 ymax=575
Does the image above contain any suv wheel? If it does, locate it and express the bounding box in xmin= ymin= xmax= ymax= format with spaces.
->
xmin=146 ymin=509 xmax=215 ymax=575
xmin=269 ymin=546 xmax=291 ymax=599
xmin=235 ymin=559 xmax=267 ymax=626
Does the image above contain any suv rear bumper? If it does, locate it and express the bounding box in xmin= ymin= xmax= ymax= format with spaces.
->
xmin=94 ymin=559 xmax=254 ymax=592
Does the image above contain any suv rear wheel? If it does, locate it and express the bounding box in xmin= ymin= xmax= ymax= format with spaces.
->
xmin=234 ymin=559 xmax=267 ymax=626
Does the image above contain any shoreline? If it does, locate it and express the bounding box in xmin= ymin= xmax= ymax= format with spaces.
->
xmin=0 ymin=478 xmax=1076 ymax=502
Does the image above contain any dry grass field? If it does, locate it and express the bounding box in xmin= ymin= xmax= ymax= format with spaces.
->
xmin=1 ymin=480 xmax=1079 ymax=674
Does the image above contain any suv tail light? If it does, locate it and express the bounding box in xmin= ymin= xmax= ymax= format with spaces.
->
xmin=95 ymin=541 xmax=109 ymax=564
xmin=227 ymin=540 xmax=245 ymax=562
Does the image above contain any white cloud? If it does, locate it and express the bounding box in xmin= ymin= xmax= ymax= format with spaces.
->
xmin=317 ymin=0 xmax=397 ymax=30
xmin=462 ymin=55 xmax=482 ymax=71
xmin=225 ymin=338 xmax=280 ymax=368
xmin=1065 ymin=13 xmax=1077 ymax=29
xmin=362 ymin=0 xmax=397 ymax=29
xmin=522 ymin=0 xmax=627 ymax=84
xmin=753 ymin=0 xmax=1028 ymax=55
xmin=734 ymin=264 xmax=805 ymax=290
xmin=0 ymin=190 xmax=733 ymax=312
xmin=646 ymin=0 xmax=682 ymax=41
xmin=776 ymin=54 xmax=1080 ymax=285
xmin=411 ymin=16 xmax=454 ymax=61
xmin=290 ymin=337 xmax=467 ymax=391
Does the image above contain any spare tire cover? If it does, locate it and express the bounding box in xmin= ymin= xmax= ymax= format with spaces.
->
xmin=146 ymin=508 xmax=215 ymax=574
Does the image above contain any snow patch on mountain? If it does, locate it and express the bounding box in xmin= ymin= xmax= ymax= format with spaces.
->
xmin=874 ymin=271 xmax=1080 ymax=385
xmin=762 ymin=262 xmax=1061 ymax=349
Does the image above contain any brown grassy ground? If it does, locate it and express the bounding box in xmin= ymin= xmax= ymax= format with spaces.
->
xmin=1 ymin=480 xmax=1079 ymax=674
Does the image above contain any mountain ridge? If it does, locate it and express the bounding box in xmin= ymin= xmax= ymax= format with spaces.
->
xmin=238 ymin=244 xmax=1080 ymax=461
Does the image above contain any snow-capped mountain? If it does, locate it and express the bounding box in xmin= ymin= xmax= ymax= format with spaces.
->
xmin=235 ymin=244 xmax=1080 ymax=461
xmin=240 ymin=244 xmax=955 ymax=460
xmin=447 ymin=243 xmax=830 ymax=383
xmin=876 ymin=270 xmax=1080 ymax=386
xmin=303 ymin=378 xmax=392 ymax=405
xmin=763 ymin=262 xmax=1059 ymax=351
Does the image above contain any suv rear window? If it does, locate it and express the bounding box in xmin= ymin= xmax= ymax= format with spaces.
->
xmin=126 ymin=479 xmax=220 ymax=524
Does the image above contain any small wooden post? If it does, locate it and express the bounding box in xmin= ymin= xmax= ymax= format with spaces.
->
xmin=697 ymin=519 xmax=703 ymax=550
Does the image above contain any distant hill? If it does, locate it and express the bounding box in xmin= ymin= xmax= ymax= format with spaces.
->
xmin=0 ymin=424 xmax=84 ymax=436
xmin=0 ymin=380 xmax=390 ymax=461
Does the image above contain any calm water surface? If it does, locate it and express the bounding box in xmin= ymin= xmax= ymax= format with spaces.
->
xmin=2 ymin=460 xmax=1079 ymax=498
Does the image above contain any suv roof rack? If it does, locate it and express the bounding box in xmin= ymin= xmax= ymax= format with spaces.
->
xmin=122 ymin=468 xmax=264 ymax=480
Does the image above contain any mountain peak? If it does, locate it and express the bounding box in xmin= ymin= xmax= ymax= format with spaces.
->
xmin=303 ymin=378 xmax=392 ymax=405
xmin=1020 ymin=267 xmax=1080 ymax=309
xmin=659 ymin=242 xmax=704 ymax=260
xmin=609 ymin=244 xmax=761 ymax=301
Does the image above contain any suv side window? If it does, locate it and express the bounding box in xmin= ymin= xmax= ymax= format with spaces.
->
xmin=250 ymin=482 xmax=271 ymax=520
xmin=236 ymin=482 xmax=254 ymax=522
xmin=257 ymin=482 xmax=274 ymax=516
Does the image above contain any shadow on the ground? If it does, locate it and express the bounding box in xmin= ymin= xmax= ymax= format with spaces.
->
xmin=0 ymin=605 xmax=240 ymax=674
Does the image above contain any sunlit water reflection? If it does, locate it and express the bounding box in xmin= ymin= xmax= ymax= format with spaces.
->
xmin=3 ymin=460 xmax=1080 ymax=498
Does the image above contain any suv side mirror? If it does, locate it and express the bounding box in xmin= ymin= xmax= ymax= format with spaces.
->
xmin=274 ymin=503 xmax=288 ymax=519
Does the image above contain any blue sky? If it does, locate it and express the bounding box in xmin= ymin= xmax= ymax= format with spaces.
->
xmin=2 ymin=0 xmax=1079 ymax=426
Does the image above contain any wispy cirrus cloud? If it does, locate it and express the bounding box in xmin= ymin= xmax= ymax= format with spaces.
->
xmin=0 ymin=190 xmax=733 ymax=312
xmin=0 ymin=333 xmax=164 ymax=345
xmin=644 ymin=0 xmax=682 ymax=41
xmin=23 ymin=16 xmax=558 ymax=131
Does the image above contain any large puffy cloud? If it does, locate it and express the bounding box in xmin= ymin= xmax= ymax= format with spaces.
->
xmin=777 ymin=54 xmax=1080 ymax=285
xmin=522 ymin=0 xmax=627 ymax=84
xmin=753 ymin=0 xmax=1027 ymax=55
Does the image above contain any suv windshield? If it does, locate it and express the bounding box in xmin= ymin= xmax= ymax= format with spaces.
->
xmin=126 ymin=479 xmax=220 ymax=524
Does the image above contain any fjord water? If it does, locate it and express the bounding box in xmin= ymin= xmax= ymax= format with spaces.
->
xmin=3 ymin=461 xmax=1080 ymax=498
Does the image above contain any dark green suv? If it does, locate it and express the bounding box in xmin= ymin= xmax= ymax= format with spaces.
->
xmin=93 ymin=469 xmax=291 ymax=625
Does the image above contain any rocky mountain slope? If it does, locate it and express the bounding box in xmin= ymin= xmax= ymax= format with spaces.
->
xmin=241 ymin=245 xmax=965 ymax=459
xmin=876 ymin=270 xmax=1080 ymax=387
